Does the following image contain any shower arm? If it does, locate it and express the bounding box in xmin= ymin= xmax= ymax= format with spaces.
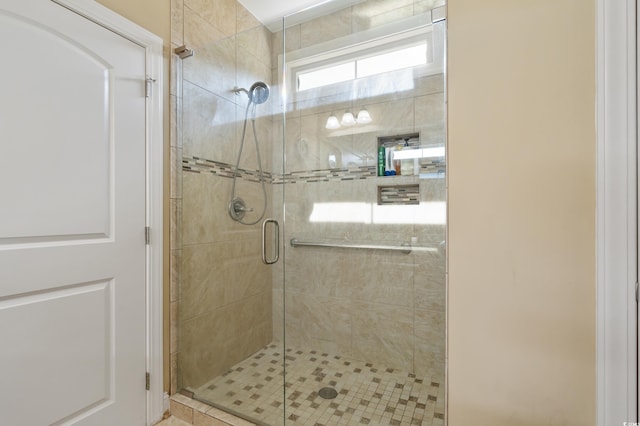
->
xmin=232 ymin=86 xmax=249 ymax=96
xmin=232 ymin=82 xmax=270 ymax=105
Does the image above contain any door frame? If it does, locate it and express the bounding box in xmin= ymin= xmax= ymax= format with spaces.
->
xmin=50 ymin=1 xmax=165 ymax=424
xmin=597 ymin=0 xmax=638 ymax=424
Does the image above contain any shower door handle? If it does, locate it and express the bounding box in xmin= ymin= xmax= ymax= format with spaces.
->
xmin=261 ymin=219 xmax=279 ymax=265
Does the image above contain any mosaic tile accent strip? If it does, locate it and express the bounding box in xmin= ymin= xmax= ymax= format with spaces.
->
xmin=191 ymin=345 xmax=446 ymax=426
xmin=182 ymin=155 xmax=445 ymax=185
xmin=182 ymin=156 xmax=274 ymax=183
xmin=378 ymin=184 xmax=420 ymax=205
xmin=418 ymin=159 xmax=446 ymax=177
xmin=276 ymin=160 xmax=445 ymax=184
xmin=275 ymin=166 xmax=376 ymax=184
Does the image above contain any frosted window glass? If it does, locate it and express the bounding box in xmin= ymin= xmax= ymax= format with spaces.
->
xmin=357 ymin=44 xmax=427 ymax=78
xmin=297 ymin=62 xmax=355 ymax=91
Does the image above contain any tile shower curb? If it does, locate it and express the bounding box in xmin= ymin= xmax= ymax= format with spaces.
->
xmin=170 ymin=393 xmax=258 ymax=426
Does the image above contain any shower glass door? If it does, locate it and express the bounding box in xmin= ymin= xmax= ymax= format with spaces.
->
xmin=176 ymin=1 xmax=446 ymax=424
xmin=278 ymin=2 xmax=447 ymax=425
xmin=176 ymin=6 xmax=284 ymax=423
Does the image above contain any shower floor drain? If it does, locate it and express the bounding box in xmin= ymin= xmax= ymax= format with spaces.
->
xmin=318 ymin=387 xmax=338 ymax=400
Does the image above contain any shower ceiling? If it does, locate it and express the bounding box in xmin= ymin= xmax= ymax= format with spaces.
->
xmin=239 ymin=0 xmax=363 ymax=29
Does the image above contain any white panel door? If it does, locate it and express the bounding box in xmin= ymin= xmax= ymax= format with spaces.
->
xmin=0 ymin=0 xmax=147 ymax=424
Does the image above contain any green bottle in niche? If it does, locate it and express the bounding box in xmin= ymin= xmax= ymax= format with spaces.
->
xmin=378 ymin=145 xmax=385 ymax=176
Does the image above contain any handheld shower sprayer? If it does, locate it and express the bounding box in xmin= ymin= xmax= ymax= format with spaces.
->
xmin=229 ymin=81 xmax=271 ymax=225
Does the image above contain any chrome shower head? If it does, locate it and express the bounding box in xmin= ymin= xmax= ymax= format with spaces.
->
xmin=248 ymin=81 xmax=270 ymax=104
xmin=234 ymin=82 xmax=270 ymax=105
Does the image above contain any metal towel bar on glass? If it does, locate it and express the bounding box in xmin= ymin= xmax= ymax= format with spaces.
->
xmin=290 ymin=238 xmax=413 ymax=254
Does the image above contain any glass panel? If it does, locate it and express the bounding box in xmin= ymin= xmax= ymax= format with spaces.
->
xmin=174 ymin=7 xmax=285 ymax=424
xmin=280 ymin=3 xmax=447 ymax=425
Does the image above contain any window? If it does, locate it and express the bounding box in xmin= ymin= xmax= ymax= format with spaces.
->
xmin=298 ymin=62 xmax=356 ymax=91
xmin=283 ymin=14 xmax=443 ymax=102
xmin=297 ymin=42 xmax=428 ymax=92
xmin=357 ymin=43 xmax=427 ymax=78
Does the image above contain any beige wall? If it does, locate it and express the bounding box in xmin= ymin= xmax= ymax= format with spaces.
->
xmin=96 ymin=0 xmax=171 ymax=43
xmin=447 ymin=0 xmax=596 ymax=425
xmin=94 ymin=0 xmax=172 ymax=393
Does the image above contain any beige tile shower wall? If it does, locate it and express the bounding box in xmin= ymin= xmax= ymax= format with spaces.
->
xmin=278 ymin=177 xmax=446 ymax=374
xmin=270 ymin=0 xmax=446 ymax=375
xmin=170 ymin=0 xmax=274 ymax=392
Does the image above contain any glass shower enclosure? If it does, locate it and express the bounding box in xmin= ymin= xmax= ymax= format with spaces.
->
xmin=176 ymin=1 xmax=447 ymax=424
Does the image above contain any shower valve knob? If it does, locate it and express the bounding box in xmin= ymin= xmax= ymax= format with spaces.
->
xmin=229 ymin=197 xmax=254 ymax=221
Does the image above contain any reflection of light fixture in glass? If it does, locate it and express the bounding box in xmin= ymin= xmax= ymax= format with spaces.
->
xmin=308 ymin=201 xmax=446 ymax=225
xmin=341 ymin=111 xmax=356 ymax=126
xmin=356 ymin=108 xmax=372 ymax=124
xmin=326 ymin=109 xmax=373 ymax=130
xmin=325 ymin=114 xmax=340 ymax=129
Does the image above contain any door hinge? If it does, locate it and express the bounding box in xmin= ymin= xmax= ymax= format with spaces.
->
xmin=145 ymin=77 xmax=156 ymax=98
xmin=636 ymin=281 xmax=638 ymax=303
xmin=146 ymin=372 xmax=150 ymax=391
xmin=145 ymin=226 xmax=151 ymax=245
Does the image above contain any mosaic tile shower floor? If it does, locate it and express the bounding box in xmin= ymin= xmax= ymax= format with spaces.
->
xmin=191 ymin=345 xmax=445 ymax=425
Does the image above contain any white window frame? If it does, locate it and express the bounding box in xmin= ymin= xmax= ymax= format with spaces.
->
xmin=597 ymin=0 xmax=638 ymax=424
xmin=282 ymin=13 xmax=443 ymax=105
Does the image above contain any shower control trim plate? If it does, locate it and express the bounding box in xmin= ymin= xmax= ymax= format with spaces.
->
xmin=229 ymin=197 xmax=253 ymax=221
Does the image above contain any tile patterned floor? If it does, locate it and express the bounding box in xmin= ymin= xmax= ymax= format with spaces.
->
xmin=191 ymin=345 xmax=445 ymax=425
